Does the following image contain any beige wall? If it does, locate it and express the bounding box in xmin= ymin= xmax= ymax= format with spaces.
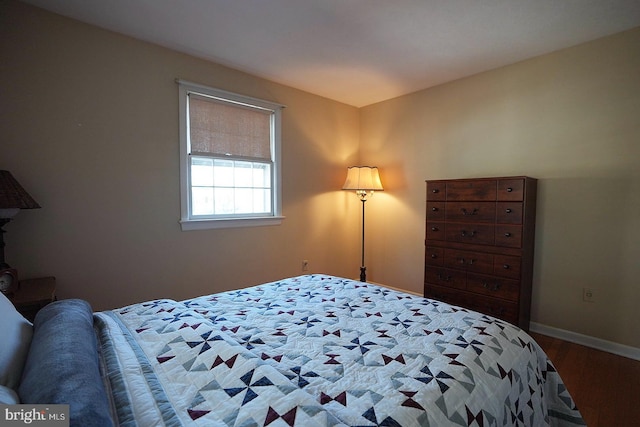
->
xmin=360 ymin=27 xmax=640 ymax=348
xmin=1 ymin=1 xmax=361 ymax=310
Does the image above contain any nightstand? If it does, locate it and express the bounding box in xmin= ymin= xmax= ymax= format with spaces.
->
xmin=9 ymin=276 xmax=57 ymax=322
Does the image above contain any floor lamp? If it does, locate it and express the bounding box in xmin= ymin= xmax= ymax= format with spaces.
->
xmin=342 ymin=166 xmax=383 ymax=282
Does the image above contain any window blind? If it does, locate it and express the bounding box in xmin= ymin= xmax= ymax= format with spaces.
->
xmin=189 ymin=94 xmax=272 ymax=160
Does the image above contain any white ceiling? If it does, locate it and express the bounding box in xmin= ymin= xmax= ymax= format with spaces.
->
xmin=21 ymin=0 xmax=640 ymax=107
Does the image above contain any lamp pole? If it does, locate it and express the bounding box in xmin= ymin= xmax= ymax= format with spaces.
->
xmin=360 ymin=197 xmax=366 ymax=282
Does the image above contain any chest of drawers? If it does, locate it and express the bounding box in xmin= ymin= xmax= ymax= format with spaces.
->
xmin=424 ymin=176 xmax=537 ymax=330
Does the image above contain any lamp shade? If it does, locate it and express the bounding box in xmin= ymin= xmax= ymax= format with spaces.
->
xmin=0 ymin=170 xmax=40 ymax=216
xmin=342 ymin=166 xmax=384 ymax=191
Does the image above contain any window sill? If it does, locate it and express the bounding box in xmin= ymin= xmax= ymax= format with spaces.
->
xmin=180 ymin=216 xmax=285 ymax=231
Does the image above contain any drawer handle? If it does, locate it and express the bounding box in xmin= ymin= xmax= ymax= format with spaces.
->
xmin=504 ymin=232 xmax=511 ymax=237
xmin=431 ymin=254 xmax=438 ymax=259
xmin=431 ymin=227 xmax=439 ymax=231
xmin=432 ymin=207 xmax=439 ymax=211
xmin=437 ymin=273 xmax=451 ymax=282
xmin=461 ymin=230 xmax=476 ymax=237
xmin=461 ymin=208 xmax=478 ymax=216
xmin=506 ymin=187 xmax=513 ymax=192
xmin=505 ymin=208 xmax=512 ymax=213
xmin=432 ymin=189 xmax=439 ymax=193
xmin=483 ymin=282 xmax=501 ymax=291
xmin=458 ymin=258 xmax=475 ymax=265
xmin=503 ymin=264 xmax=510 ymax=269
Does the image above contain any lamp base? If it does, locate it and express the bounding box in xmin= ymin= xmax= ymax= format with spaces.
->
xmin=0 ymin=217 xmax=10 ymax=267
xmin=359 ymin=266 xmax=367 ymax=282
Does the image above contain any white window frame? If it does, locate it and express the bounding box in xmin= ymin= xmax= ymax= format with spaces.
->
xmin=177 ymin=79 xmax=285 ymax=230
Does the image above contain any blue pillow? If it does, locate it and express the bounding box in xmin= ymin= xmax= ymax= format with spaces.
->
xmin=18 ymin=299 xmax=113 ymax=427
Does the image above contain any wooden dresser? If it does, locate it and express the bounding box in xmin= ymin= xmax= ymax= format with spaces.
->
xmin=424 ymin=176 xmax=537 ymax=330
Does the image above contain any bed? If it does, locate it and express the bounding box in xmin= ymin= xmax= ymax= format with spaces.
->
xmin=2 ymin=274 xmax=585 ymax=426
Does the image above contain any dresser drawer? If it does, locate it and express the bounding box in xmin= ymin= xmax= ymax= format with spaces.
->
xmin=424 ymin=284 xmax=469 ymax=308
xmin=493 ymin=255 xmax=521 ymax=279
xmin=498 ymin=178 xmax=524 ymax=201
xmin=466 ymin=294 xmax=519 ymax=325
xmin=446 ymin=180 xmax=497 ymax=201
xmin=467 ymin=273 xmax=520 ymax=302
xmin=425 ymin=246 xmax=444 ymax=266
xmin=495 ymin=225 xmax=522 ymax=248
xmin=446 ymin=223 xmax=495 ymax=245
xmin=427 ymin=202 xmax=445 ymax=221
xmin=444 ymin=249 xmax=493 ymax=274
xmin=496 ymin=202 xmax=523 ymax=224
xmin=425 ymin=267 xmax=466 ymax=290
xmin=427 ymin=181 xmax=446 ymax=201
xmin=426 ymin=222 xmax=446 ymax=240
xmin=446 ymin=202 xmax=496 ymax=223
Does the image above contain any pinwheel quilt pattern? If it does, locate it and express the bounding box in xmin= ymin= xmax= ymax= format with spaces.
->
xmin=95 ymin=274 xmax=585 ymax=426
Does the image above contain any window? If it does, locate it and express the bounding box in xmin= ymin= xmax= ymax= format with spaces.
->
xmin=177 ymin=80 xmax=284 ymax=230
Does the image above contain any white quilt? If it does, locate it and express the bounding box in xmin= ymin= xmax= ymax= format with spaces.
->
xmin=95 ymin=274 xmax=585 ymax=426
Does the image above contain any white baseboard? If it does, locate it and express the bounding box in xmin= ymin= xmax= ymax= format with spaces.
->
xmin=530 ymin=322 xmax=640 ymax=361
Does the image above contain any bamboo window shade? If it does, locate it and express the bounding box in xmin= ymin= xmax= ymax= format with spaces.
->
xmin=189 ymin=94 xmax=272 ymax=160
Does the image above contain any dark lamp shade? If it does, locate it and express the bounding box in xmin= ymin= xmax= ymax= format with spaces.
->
xmin=342 ymin=166 xmax=384 ymax=191
xmin=0 ymin=170 xmax=41 ymax=211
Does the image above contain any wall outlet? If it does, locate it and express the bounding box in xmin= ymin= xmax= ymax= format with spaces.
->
xmin=302 ymin=260 xmax=309 ymax=271
xmin=583 ymin=288 xmax=594 ymax=302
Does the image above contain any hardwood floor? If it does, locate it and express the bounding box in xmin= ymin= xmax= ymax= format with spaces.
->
xmin=530 ymin=332 xmax=640 ymax=427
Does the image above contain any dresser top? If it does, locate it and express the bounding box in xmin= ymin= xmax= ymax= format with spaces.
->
xmin=425 ymin=176 xmax=536 ymax=182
